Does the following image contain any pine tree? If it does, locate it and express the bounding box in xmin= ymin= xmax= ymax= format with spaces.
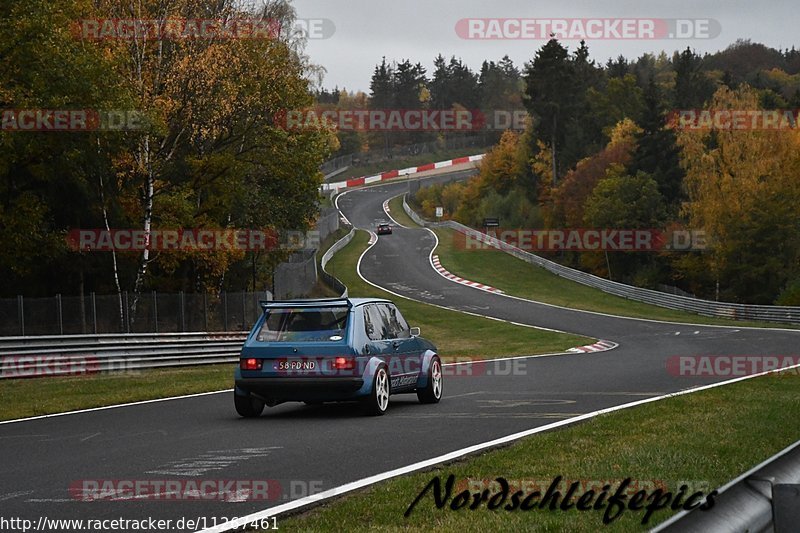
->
xmin=523 ymin=38 xmax=577 ymax=184
xmin=369 ymin=57 xmax=394 ymax=108
xmin=627 ymin=79 xmax=685 ymax=212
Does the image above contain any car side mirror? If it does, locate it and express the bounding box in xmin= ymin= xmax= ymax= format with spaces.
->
xmin=410 ymin=327 xmax=420 ymax=337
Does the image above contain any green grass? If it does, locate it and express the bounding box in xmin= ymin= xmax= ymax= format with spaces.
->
xmin=336 ymin=147 xmax=489 ymax=181
xmin=274 ymin=371 xmax=800 ymax=532
xmin=0 ymin=364 xmax=232 ymax=421
xmin=432 ymin=227 xmax=797 ymax=329
xmin=324 ymin=230 xmax=592 ymax=360
xmin=386 ymin=194 xmax=419 ymax=228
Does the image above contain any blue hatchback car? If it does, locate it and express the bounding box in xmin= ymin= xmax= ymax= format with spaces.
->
xmin=234 ymin=297 xmax=442 ymax=416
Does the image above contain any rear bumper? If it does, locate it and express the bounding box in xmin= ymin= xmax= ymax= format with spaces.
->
xmin=235 ymin=377 xmax=365 ymax=401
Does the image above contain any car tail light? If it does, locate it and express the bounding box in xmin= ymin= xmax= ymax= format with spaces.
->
xmin=240 ymin=358 xmax=262 ymax=371
xmin=332 ymin=356 xmax=356 ymax=370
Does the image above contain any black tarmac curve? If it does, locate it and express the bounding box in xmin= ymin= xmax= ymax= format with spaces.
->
xmin=1 ymin=171 xmax=798 ymax=532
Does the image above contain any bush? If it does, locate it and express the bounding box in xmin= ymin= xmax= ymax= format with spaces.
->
xmin=776 ymin=278 xmax=800 ymax=306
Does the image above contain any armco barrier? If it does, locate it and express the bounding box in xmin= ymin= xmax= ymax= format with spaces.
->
xmin=319 ymin=228 xmax=355 ymax=297
xmin=0 ymin=332 xmax=247 ymax=379
xmin=402 ymin=195 xmax=800 ymax=325
xmin=653 ymin=439 xmax=800 ymax=532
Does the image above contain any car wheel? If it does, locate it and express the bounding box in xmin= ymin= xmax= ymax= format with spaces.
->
xmin=362 ymin=364 xmax=390 ymax=416
xmin=417 ymin=356 xmax=443 ymax=404
xmin=234 ymin=393 xmax=265 ymax=418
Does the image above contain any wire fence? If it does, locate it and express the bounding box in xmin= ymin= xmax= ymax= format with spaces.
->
xmin=0 ymin=291 xmax=269 ymax=337
xmin=0 ymin=207 xmax=344 ymax=337
xmin=274 ymin=250 xmax=318 ymax=300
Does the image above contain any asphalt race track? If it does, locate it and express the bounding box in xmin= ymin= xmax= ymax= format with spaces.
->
xmin=2 ymin=171 xmax=799 ymax=532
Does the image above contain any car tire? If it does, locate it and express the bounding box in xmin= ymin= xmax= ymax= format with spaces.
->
xmin=234 ymin=393 xmax=265 ymax=418
xmin=417 ymin=356 xmax=443 ymax=404
xmin=362 ymin=364 xmax=390 ymax=416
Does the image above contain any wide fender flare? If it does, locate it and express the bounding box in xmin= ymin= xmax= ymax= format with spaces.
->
xmin=356 ymin=356 xmax=389 ymax=396
xmin=417 ymin=350 xmax=440 ymax=389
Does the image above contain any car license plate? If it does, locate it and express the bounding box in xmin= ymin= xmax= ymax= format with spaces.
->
xmin=276 ymin=359 xmax=316 ymax=371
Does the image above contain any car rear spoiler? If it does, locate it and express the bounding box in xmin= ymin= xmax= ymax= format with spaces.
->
xmin=259 ymin=297 xmax=352 ymax=311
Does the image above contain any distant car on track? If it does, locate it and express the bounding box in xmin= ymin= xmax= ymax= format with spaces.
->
xmin=234 ymin=297 xmax=442 ymax=417
xmin=376 ymin=222 xmax=392 ymax=235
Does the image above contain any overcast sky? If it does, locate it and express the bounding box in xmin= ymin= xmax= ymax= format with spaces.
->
xmin=290 ymin=0 xmax=798 ymax=92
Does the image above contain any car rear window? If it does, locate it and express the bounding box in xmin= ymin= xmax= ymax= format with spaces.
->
xmin=256 ymin=307 xmax=349 ymax=342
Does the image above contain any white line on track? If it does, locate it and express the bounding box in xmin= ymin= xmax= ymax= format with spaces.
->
xmin=0 ymin=389 xmax=231 ymax=426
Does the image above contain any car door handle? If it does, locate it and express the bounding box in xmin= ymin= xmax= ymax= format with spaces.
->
xmin=392 ymin=341 xmax=400 ymax=350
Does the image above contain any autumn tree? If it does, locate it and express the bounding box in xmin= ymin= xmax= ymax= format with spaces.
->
xmin=582 ymin=165 xmax=667 ymax=282
xmin=676 ymin=84 xmax=800 ymax=302
xmin=82 ymin=0 xmax=337 ymax=319
xmin=0 ymin=0 xmax=130 ymax=298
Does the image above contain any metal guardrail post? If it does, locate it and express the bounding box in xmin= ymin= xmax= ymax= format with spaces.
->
xmin=152 ymin=290 xmax=158 ymax=333
xmin=123 ymin=291 xmax=130 ymax=333
xmin=17 ymin=295 xmax=24 ymax=336
xmin=80 ymin=292 xmax=86 ymax=334
xmin=223 ymin=291 xmax=228 ymax=331
xmin=56 ymin=294 xmax=63 ymax=335
xmin=179 ymin=291 xmax=186 ymax=332
xmin=91 ymin=292 xmax=97 ymax=334
xmin=242 ymin=292 xmax=247 ymax=330
xmin=773 ymin=483 xmax=800 ymax=529
xmin=203 ymin=292 xmax=208 ymax=331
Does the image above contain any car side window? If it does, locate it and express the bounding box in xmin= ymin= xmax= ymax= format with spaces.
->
xmin=390 ymin=305 xmax=411 ymax=338
xmin=381 ymin=304 xmax=409 ymax=339
xmin=363 ymin=304 xmax=385 ymax=341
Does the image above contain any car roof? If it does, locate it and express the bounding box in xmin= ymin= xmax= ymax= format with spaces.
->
xmin=348 ymin=297 xmax=393 ymax=307
xmin=260 ymin=297 xmax=393 ymax=309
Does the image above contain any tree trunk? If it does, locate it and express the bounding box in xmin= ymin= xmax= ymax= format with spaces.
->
xmin=99 ymin=172 xmax=124 ymax=330
xmin=130 ymin=136 xmax=154 ymax=324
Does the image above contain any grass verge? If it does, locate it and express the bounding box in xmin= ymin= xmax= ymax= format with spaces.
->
xmin=324 ymin=230 xmax=592 ymax=360
xmin=274 ymin=371 xmax=800 ymax=532
xmin=386 ymin=194 xmax=419 ymax=228
xmin=432 ymin=227 xmax=797 ymax=329
xmin=0 ymin=364 xmax=231 ymax=422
